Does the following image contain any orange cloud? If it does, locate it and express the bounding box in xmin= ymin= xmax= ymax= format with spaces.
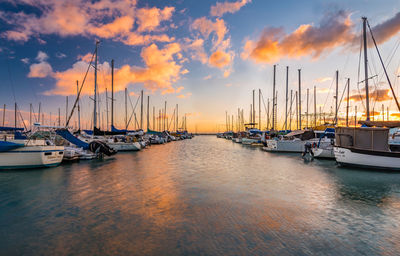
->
xmin=175 ymin=86 xmax=184 ymax=93
xmin=315 ymin=77 xmax=332 ymax=83
xmin=191 ymin=17 xmax=227 ymax=47
xmin=45 ymin=43 xmax=183 ymax=96
xmin=346 ymin=89 xmax=392 ymax=102
xmin=209 ymin=50 xmax=232 ymax=68
xmin=0 ymin=1 xmax=175 ymax=47
xmin=177 ymin=93 xmax=192 ymax=99
xmin=187 ymin=38 xmax=208 ymax=64
xmin=136 ymin=6 xmax=174 ymax=32
xmin=210 ymin=0 xmax=251 ymax=17
xmin=92 ymin=16 xmax=134 ymax=38
xmin=28 ymin=51 xmax=53 ymax=78
xmin=242 ymin=10 xmax=354 ymax=63
xmin=242 ymin=10 xmax=400 ymax=64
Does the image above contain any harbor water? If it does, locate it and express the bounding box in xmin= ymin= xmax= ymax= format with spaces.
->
xmin=1 ymin=136 xmax=400 ymax=255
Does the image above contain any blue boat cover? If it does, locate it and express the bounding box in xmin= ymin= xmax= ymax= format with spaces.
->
xmin=56 ymin=129 xmax=89 ymax=149
xmin=83 ymin=129 xmax=93 ymax=135
xmin=0 ymin=126 xmax=24 ymax=131
xmin=0 ymin=141 xmax=24 ymax=152
xmin=111 ymin=125 xmax=137 ymax=133
xmin=14 ymin=131 xmax=27 ymax=139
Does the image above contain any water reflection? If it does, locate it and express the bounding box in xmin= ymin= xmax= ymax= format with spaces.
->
xmin=1 ymin=137 xmax=400 ymax=255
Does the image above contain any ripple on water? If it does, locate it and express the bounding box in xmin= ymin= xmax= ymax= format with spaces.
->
xmin=1 ymin=137 xmax=400 ymax=255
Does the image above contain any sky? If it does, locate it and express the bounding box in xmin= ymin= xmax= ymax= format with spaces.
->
xmin=1 ymin=0 xmax=400 ymax=133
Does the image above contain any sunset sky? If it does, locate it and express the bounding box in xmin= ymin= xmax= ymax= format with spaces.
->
xmin=1 ymin=0 xmax=400 ymax=132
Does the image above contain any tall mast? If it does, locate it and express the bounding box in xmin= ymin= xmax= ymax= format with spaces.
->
xmin=295 ymin=91 xmax=298 ymax=129
xmin=176 ymin=104 xmax=178 ymax=131
xmin=38 ymin=102 xmax=41 ymax=124
xmin=65 ymin=96 xmax=68 ymax=126
xmin=140 ymin=90 xmax=144 ymax=129
xmin=111 ymin=59 xmax=114 ymax=128
xmin=285 ymin=66 xmax=288 ymax=131
xmin=105 ymin=88 xmax=108 ymax=130
xmin=272 ymin=65 xmax=276 ymax=130
xmin=93 ymin=40 xmax=99 ymax=131
xmin=29 ymin=103 xmax=32 ymax=130
xmin=314 ymin=86 xmax=317 ymax=127
xmin=58 ymin=108 xmax=60 ymax=126
xmin=258 ymin=89 xmax=261 ymax=130
xmin=362 ymin=17 xmax=370 ymax=121
xmin=77 ymin=80 xmax=81 ymax=131
xmin=267 ymin=99 xmax=270 ymax=130
xmin=346 ymin=78 xmax=350 ymax=127
xmin=298 ymin=69 xmax=301 ymax=129
xmin=125 ymin=87 xmax=127 ymax=129
xmin=164 ymin=101 xmax=167 ymax=131
xmin=335 ymin=70 xmax=338 ymax=125
xmin=252 ymin=89 xmax=255 ymax=126
xmin=2 ymin=104 xmax=5 ymax=127
xmin=147 ymin=95 xmax=150 ymax=131
xmin=225 ymin=111 xmax=228 ymax=131
xmin=14 ymin=102 xmax=17 ymax=129
xmin=289 ymin=90 xmax=293 ymax=130
xmin=306 ymin=88 xmax=309 ymax=128
xmin=153 ymin=106 xmax=155 ymax=130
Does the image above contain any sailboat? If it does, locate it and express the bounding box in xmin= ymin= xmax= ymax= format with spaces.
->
xmin=334 ymin=17 xmax=400 ymax=170
xmin=0 ymin=113 xmax=64 ymax=169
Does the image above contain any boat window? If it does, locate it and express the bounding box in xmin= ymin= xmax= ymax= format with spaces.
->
xmin=59 ymin=152 xmax=63 ymax=155
xmin=44 ymin=152 xmax=52 ymax=156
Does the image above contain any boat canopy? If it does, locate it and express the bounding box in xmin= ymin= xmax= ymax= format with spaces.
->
xmin=146 ymin=129 xmax=163 ymax=135
xmin=285 ymin=130 xmax=315 ymax=140
xmin=358 ymin=120 xmax=400 ymax=128
xmin=0 ymin=141 xmax=24 ymax=152
xmin=335 ymin=127 xmax=389 ymax=151
xmin=56 ymin=129 xmax=89 ymax=150
xmin=0 ymin=126 xmax=24 ymax=131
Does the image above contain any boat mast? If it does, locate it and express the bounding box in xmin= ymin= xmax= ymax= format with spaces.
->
xmin=93 ymin=40 xmax=99 ymax=132
xmin=306 ymin=88 xmax=309 ymax=128
xmin=105 ymin=88 xmax=108 ymax=130
xmin=298 ymin=69 xmax=301 ymax=129
xmin=258 ymin=89 xmax=261 ymax=130
xmin=111 ymin=59 xmax=114 ymax=129
xmin=2 ymin=104 xmax=5 ymax=127
xmin=267 ymin=99 xmax=270 ymax=130
xmin=125 ymin=87 xmax=127 ymax=129
xmin=335 ymin=70 xmax=338 ymax=125
xmin=285 ymin=66 xmax=289 ymax=131
xmin=314 ymin=86 xmax=316 ymax=127
xmin=176 ymin=104 xmax=178 ymax=131
xmin=153 ymin=106 xmax=155 ymax=130
xmin=289 ymin=90 xmax=293 ymax=130
xmin=29 ymin=103 xmax=32 ymax=130
xmin=362 ymin=17 xmax=370 ymax=121
xmin=65 ymin=96 xmax=68 ymax=126
xmin=252 ymin=89 xmax=255 ymax=127
xmin=346 ymin=78 xmax=350 ymax=127
xmin=164 ymin=101 xmax=167 ymax=131
xmin=58 ymin=108 xmax=60 ymax=126
xmin=295 ymin=91 xmax=298 ymax=129
xmin=140 ymin=90 xmax=144 ymax=130
xmin=366 ymin=19 xmax=400 ymax=112
xmin=77 ymin=80 xmax=81 ymax=131
xmin=272 ymin=65 xmax=276 ymax=130
xmin=147 ymin=95 xmax=150 ymax=131
xmin=14 ymin=102 xmax=17 ymax=129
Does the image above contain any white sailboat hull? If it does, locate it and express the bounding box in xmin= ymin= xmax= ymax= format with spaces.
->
xmin=263 ymin=139 xmax=331 ymax=153
xmin=334 ymin=146 xmax=400 ymax=170
xmin=0 ymin=145 xmax=64 ymax=169
xmin=242 ymin=138 xmax=260 ymax=145
xmin=109 ymin=142 xmax=141 ymax=151
xmin=313 ymin=146 xmax=335 ymax=159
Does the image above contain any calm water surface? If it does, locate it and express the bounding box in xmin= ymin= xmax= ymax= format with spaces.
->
xmin=1 ymin=136 xmax=400 ymax=255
